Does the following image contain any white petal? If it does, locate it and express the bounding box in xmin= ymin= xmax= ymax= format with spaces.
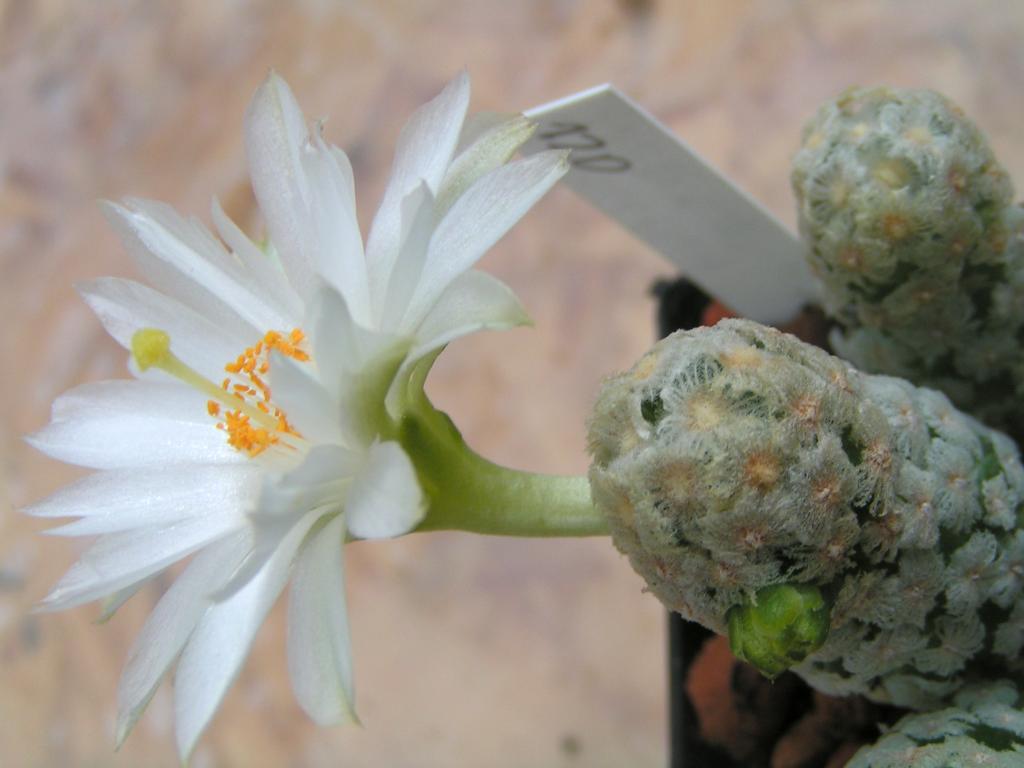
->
xmin=401 ymin=149 xmax=568 ymax=330
xmin=210 ymin=197 xmax=305 ymax=325
xmin=409 ymin=269 xmax=530 ymax=359
xmin=384 ymin=350 xmax=439 ymax=421
xmin=259 ymin=445 xmax=355 ymax=527
xmin=103 ymin=199 xmax=289 ymax=337
xmin=455 ymin=110 xmax=516 ymax=153
xmin=385 ymin=270 xmax=530 ymax=416
xmin=78 ymin=278 xmax=241 ymax=382
xmin=26 ymin=381 xmax=242 ymax=469
xmin=27 ymin=465 xmax=259 ymax=536
xmin=366 ymin=72 xmax=470 ymax=307
xmin=308 ymin=283 xmax=403 ymax=389
xmin=305 ymin=284 xmax=410 ymax=444
xmin=436 ymin=115 xmax=536 ymax=216
xmin=215 ymin=446 xmax=355 ymax=599
xmin=379 ymin=183 xmax=435 ymax=331
xmin=301 ymin=132 xmax=370 ymax=322
xmin=307 ymin=283 xmax=352 ymax=388
xmin=345 ymin=441 xmax=425 ymax=540
xmin=268 ymin=352 xmax=345 ymax=445
xmin=173 ymin=512 xmax=319 ymax=761
xmin=116 ymin=531 xmax=251 ymax=747
xmin=38 ymin=509 xmax=245 ymax=612
xmin=244 ymin=72 xmax=318 ymax=300
xmin=287 ymin=514 xmax=356 ymax=725
xmin=338 ymin=341 xmax=410 ymax=447
xmin=277 ymin=444 xmax=361 ymax=490
xmin=97 ymin=581 xmax=147 ymax=622
xmin=244 ymin=74 xmax=370 ymax=319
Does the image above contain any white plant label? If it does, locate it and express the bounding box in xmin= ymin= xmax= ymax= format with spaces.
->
xmin=522 ymin=85 xmax=818 ymax=324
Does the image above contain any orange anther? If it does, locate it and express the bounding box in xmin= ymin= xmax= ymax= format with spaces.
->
xmin=208 ymin=327 xmax=309 ymax=456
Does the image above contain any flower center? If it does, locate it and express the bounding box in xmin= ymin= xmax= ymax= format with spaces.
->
xmin=211 ymin=329 xmax=308 ymax=457
xmin=131 ymin=327 xmax=308 ymax=457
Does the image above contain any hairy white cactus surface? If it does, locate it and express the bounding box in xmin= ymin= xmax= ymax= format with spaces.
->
xmin=792 ymin=86 xmax=1024 ymax=438
xmin=588 ymin=320 xmax=1024 ymax=709
xmin=847 ymin=681 xmax=1024 ymax=767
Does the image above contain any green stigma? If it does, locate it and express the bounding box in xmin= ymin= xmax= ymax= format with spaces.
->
xmin=726 ymin=583 xmax=830 ymax=678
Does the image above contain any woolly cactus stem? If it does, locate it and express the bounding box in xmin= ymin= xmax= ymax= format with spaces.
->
xmin=589 ymin=319 xmax=1024 ymax=709
xmin=847 ymin=682 xmax=1024 ymax=766
xmin=792 ymin=86 xmax=1024 ymax=439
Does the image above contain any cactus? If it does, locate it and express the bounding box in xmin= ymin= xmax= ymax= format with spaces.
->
xmin=791 ymin=86 xmax=1024 ymax=439
xmin=588 ymin=319 xmax=1024 ymax=710
xmin=846 ymin=681 xmax=1024 ymax=767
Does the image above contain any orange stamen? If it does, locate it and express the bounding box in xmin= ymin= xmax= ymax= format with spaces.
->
xmin=210 ymin=327 xmax=309 ymax=457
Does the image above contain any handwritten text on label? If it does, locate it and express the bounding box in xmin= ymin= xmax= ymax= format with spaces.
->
xmin=536 ymin=122 xmax=632 ymax=173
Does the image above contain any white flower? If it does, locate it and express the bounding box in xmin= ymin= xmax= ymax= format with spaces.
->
xmin=26 ymin=71 xmax=567 ymax=760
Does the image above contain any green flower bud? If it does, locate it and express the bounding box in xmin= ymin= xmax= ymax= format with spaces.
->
xmin=791 ymin=86 xmax=1024 ymax=439
xmin=588 ymin=319 xmax=1024 ymax=709
xmin=726 ymin=583 xmax=830 ymax=677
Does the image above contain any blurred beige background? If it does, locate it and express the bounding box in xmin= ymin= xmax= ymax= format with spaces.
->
xmin=3 ymin=1 xmax=1024 ymax=766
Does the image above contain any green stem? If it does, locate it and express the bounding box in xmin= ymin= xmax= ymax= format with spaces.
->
xmin=398 ymin=399 xmax=607 ymax=538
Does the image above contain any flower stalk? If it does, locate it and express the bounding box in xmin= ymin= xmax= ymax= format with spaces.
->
xmin=398 ymin=390 xmax=607 ymax=538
